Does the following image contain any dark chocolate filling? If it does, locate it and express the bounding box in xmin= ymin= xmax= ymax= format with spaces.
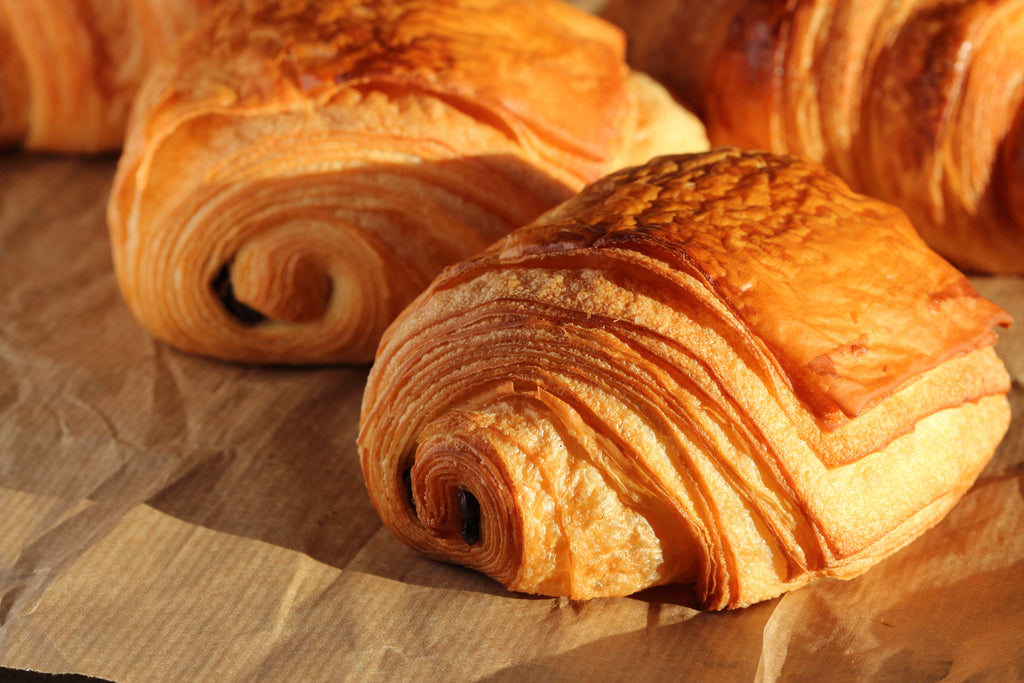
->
xmin=211 ymin=264 xmax=267 ymax=326
xmin=402 ymin=467 xmax=415 ymax=512
xmin=458 ymin=489 xmax=481 ymax=546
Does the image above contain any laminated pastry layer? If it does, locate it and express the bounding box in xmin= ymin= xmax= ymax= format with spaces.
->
xmin=603 ymin=0 xmax=1024 ymax=274
xmin=359 ymin=149 xmax=1011 ymax=609
xmin=108 ymin=0 xmax=707 ymax=364
xmin=460 ymin=149 xmax=1011 ymax=426
xmin=0 ymin=0 xmax=215 ymax=152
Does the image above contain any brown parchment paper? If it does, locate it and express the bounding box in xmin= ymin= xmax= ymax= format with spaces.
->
xmin=1 ymin=153 xmax=1023 ymax=680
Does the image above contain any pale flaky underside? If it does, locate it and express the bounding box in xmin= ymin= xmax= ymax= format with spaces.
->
xmin=106 ymin=0 xmax=707 ymax=365
xmin=0 ymin=0 xmax=214 ymax=152
xmin=359 ymin=148 xmax=1011 ymax=610
xmin=603 ymin=0 xmax=1024 ymax=274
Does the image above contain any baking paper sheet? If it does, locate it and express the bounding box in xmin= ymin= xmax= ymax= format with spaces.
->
xmin=1 ymin=151 xmax=1022 ymax=681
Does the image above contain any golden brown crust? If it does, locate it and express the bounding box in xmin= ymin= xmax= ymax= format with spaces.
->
xmin=108 ymin=0 xmax=707 ymax=364
xmin=359 ymin=149 xmax=1011 ymax=609
xmin=0 ymin=9 xmax=28 ymax=146
xmin=0 ymin=0 xmax=214 ymax=152
xmin=604 ymin=0 xmax=1024 ymax=273
xmin=467 ymin=149 xmax=1010 ymax=422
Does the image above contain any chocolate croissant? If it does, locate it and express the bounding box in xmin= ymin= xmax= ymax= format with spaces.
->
xmin=603 ymin=0 xmax=1024 ymax=274
xmin=358 ymin=148 xmax=1011 ymax=609
xmin=0 ymin=0 xmax=213 ymax=152
xmin=106 ymin=0 xmax=707 ymax=365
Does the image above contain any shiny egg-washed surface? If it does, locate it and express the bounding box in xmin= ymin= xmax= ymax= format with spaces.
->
xmin=360 ymin=149 xmax=1011 ymax=609
xmin=604 ymin=0 xmax=1024 ymax=273
xmin=462 ymin=148 xmax=1010 ymax=421
xmin=107 ymin=0 xmax=706 ymax=365
xmin=0 ymin=0 xmax=216 ymax=151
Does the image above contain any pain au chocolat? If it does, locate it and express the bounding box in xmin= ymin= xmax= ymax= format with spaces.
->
xmin=358 ymin=148 xmax=1011 ymax=609
xmin=603 ymin=0 xmax=1024 ymax=274
xmin=106 ymin=0 xmax=706 ymax=365
xmin=0 ymin=0 xmax=214 ymax=152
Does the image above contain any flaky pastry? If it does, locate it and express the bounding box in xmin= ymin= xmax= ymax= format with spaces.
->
xmin=0 ymin=0 xmax=214 ymax=152
xmin=106 ymin=0 xmax=707 ymax=364
xmin=359 ymin=148 xmax=1011 ymax=609
xmin=603 ymin=0 xmax=1024 ymax=273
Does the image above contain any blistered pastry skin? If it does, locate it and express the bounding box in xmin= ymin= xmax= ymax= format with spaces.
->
xmin=359 ymin=148 xmax=1011 ymax=609
xmin=0 ymin=0 xmax=214 ymax=152
xmin=604 ymin=0 xmax=1024 ymax=274
xmin=107 ymin=0 xmax=707 ymax=364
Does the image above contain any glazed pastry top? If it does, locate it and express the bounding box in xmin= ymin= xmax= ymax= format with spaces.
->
xmin=137 ymin=0 xmax=630 ymax=179
xmin=439 ymin=148 xmax=1011 ymax=423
